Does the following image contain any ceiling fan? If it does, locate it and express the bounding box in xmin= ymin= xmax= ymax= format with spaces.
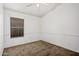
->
xmin=26 ymin=3 xmax=49 ymax=7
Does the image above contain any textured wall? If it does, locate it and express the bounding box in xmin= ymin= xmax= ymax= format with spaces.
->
xmin=0 ymin=4 xmax=4 ymax=55
xmin=4 ymin=9 xmax=40 ymax=48
xmin=42 ymin=3 xmax=79 ymax=53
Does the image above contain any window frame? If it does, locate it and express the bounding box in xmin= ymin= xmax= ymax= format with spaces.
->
xmin=10 ymin=17 xmax=24 ymax=38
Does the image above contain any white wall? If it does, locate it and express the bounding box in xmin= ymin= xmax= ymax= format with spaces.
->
xmin=42 ymin=3 xmax=79 ymax=53
xmin=4 ymin=9 xmax=40 ymax=48
xmin=0 ymin=4 xmax=4 ymax=55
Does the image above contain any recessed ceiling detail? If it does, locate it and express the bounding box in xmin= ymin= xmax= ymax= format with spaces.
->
xmin=4 ymin=3 xmax=61 ymax=17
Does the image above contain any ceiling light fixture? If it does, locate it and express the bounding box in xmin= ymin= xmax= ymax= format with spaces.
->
xmin=36 ymin=4 xmax=40 ymax=7
xmin=26 ymin=3 xmax=49 ymax=7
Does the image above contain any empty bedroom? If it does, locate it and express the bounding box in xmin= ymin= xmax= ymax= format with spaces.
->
xmin=0 ymin=3 xmax=79 ymax=56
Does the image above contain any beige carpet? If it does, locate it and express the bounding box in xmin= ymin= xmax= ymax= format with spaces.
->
xmin=3 ymin=40 xmax=79 ymax=56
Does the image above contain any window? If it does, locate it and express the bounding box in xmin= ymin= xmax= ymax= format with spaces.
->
xmin=10 ymin=17 xmax=24 ymax=38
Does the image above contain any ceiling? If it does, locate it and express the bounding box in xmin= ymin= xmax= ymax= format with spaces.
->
xmin=4 ymin=3 xmax=61 ymax=17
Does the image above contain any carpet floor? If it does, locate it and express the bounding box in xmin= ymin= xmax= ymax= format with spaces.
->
xmin=3 ymin=40 xmax=79 ymax=56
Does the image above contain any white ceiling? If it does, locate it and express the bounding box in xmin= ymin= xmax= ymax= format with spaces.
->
xmin=4 ymin=3 xmax=61 ymax=17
